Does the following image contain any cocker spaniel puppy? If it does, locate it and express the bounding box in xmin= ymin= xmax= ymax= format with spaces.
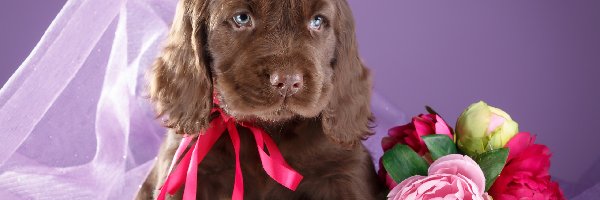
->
xmin=137 ymin=0 xmax=385 ymax=199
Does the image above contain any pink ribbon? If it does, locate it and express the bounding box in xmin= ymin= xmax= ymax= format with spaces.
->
xmin=157 ymin=108 xmax=304 ymax=200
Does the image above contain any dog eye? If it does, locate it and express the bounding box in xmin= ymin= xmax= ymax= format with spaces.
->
xmin=233 ymin=13 xmax=252 ymax=27
xmin=309 ymin=16 xmax=324 ymax=30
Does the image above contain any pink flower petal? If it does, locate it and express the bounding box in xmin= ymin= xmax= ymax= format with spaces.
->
xmin=488 ymin=140 xmax=565 ymax=200
xmin=505 ymin=132 xmax=535 ymax=161
xmin=434 ymin=115 xmax=453 ymax=138
xmin=388 ymin=176 xmax=423 ymax=199
xmin=388 ymin=168 xmax=488 ymax=200
xmin=487 ymin=113 xmax=506 ymax=133
xmin=429 ymin=154 xmax=486 ymax=195
xmin=414 ymin=116 xmax=435 ymax=136
xmin=388 ymin=124 xmax=413 ymax=137
xmin=417 ymin=177 xmax=440 ymax=194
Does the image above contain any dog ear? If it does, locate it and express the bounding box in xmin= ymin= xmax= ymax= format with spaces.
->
xmin=149 ymin=0 xmax=212 ymax=134
xmin=321 ymin=0 xmax=374 ymax=147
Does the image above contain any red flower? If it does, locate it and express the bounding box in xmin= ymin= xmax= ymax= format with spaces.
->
xmin=381 ymin=114 xmax=453 ymax=155
xmin=488 ymin=132 xmax=565 ymax=200
xmin=378 ymin=113 xmax=453 ymax=189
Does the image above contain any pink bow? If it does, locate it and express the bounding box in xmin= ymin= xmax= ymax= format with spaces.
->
xmin=157 ymin=108 xmax=304 ymax=200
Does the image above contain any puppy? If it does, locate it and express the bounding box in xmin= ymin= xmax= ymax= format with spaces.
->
xmin=137 ymin=0 xmax=385 ymax=199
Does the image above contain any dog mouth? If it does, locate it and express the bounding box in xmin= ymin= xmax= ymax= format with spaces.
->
xmin=258 ymin=106 xmax=296 ymax=122
xmin=215 ymin=92 xmax=300 ymax=122
xmin=239 ymin=98 xmax=301 ymax=122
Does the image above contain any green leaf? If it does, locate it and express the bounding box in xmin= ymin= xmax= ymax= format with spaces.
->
xmin=475 ymin=148 xmax=509 ymax=191
xmin=422 ymin=134 xmax=458 ymax=161
xmin=382 ymin=144 xmax=429 ymax=183
xmin=425 ymin=105 xmax=439 ymax=115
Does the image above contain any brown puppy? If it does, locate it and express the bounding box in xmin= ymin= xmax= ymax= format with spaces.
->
xmin=137 ymin=0 xmax=385 ymax=199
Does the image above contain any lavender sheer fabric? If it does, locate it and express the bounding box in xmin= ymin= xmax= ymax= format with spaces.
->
xmin=0 ymin=0 xmax=405 ymax=199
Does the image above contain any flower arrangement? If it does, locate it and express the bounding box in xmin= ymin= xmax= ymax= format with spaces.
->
xmin=379 ymin=101 xmax=565 ymax=200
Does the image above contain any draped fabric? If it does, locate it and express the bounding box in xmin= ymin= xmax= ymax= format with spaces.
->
xmin=0 ymin=0 xmax=405 ymax=199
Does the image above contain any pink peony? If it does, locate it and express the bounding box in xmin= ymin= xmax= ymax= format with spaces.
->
xmin=379 ymin=113 xmax=453 ymax=188
xmin=388 ymin=154 xmax=491 ymax=200
xmin=488 ymin=132 xmax=565 ymax=200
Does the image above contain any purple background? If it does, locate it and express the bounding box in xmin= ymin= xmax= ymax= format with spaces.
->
xmin=1 ymin=0 xmax=599 ymax=197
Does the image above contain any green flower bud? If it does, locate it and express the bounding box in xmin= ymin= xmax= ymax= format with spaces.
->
xmin=456 ymin=101 xmax=519 ymax=157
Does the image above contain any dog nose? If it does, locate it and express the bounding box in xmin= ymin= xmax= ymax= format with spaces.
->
xmin=270 ymin=72 xmax=303 ymax=97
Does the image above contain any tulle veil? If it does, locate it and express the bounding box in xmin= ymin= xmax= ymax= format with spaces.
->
xmin=0 ymin=0 xmax=405 ymax=199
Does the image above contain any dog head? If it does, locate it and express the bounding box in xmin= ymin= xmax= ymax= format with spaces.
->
xmin=150 ymin=0 xmax=372 ymax=146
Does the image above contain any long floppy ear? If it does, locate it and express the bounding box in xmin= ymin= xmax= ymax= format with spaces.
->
xmin=149 ymin=0 xmax=212 ymax=134
xmin=322 ymin=0 xmax=374 ymax=147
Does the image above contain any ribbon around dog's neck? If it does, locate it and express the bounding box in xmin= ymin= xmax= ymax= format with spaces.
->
xmin=157 ymin=98 xmax=304 ymax=200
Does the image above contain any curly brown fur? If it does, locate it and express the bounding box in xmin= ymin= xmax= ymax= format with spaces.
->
xmin=137 ymin=0 xmax=385 ymax=199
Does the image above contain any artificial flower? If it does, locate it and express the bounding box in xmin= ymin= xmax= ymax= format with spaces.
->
xmin=379 ymin=113 xmax=453 ymax=188
xmin=382 ymin=113 xmax=453 ymax=156
xmin=488 ymin=132 xmax=565 ymax=200
xmin=456 ymin=101 xmax=519 ymax=157
xmin=388 ymin=154 xmax=490 ymax=200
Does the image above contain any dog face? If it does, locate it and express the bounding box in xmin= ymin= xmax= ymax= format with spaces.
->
xmin=207 ymin=0 xmax=336 ymax=122
xmin=150 ymin=0 xmax=372 ymax=145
